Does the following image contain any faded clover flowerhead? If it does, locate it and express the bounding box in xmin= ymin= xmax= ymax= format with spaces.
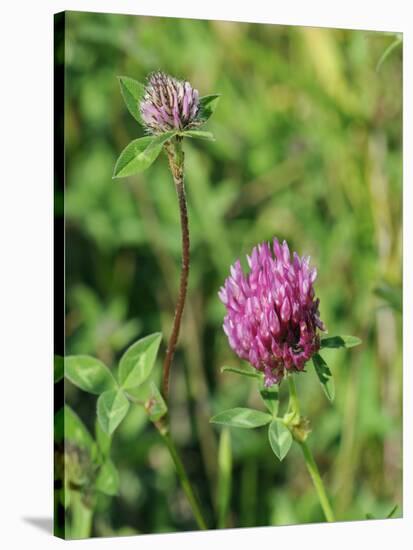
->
xmin=218 ymin=239 xmax=325 ymax=386
xmin=140 ymin=71 xmax=202 ymax=134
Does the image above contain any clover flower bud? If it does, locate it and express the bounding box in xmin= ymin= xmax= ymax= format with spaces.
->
xmin=140 ymin=71 xmax=201 ymax=134
xmin=219 ymin=239 xmax=325 ymax=386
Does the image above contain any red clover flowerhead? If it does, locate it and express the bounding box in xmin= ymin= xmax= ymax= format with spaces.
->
xmin=219 ymin=239 xmax=325 ymax=386
xmin=140 ymin=71 xmax=201 ymax=134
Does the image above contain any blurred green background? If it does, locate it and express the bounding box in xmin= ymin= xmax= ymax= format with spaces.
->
xmin=61 ymin=10 xmax=402 ymax=536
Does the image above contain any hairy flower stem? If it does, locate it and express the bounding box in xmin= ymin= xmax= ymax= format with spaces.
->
xmin=287 ymin=376 xmax=336 ymax=523
xmin=162 ymin=137 xmax=189 ymax=402
xmin=154 ymin=138 xmax=209 ymax=529
xmin=155 ymin=420 xmax=208 ymax=530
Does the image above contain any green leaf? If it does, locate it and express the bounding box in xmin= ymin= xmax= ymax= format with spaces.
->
xmin=320 ymin=335 xmax=362 ymax=349
xmin=113 ymin=133 xmax=175 ymax=178
xmin=113 ymin=136 xmax=152 ymax=177
xmin=260 ymin=384 xmax=279 ymax=416
xmin=145 ymin=382 xmax=167 ymax=422
xmin=220 ymin=365 xmax=261 ymax=379
xmin=123 ymin=377 xmax=153 ymax=402
xmin=61 ymin=405 xmax=95 ymax=451
xmin=312 ymin=353 xmax=335 ymax=402
xmin=97 ymin=390 xmax=130 ymax=435
xmin=95 ymin=460 xmax=119 ymax=496
xmin=182 ymin=130 xmax=215 ymax=141
xmin=268 ymin=419 xmax=293 ymax=461
xmin=65 ymin=355 xmax=116 ymax=395
xmin=118 ymin=76 xmax=145 ymax=124
xmin=54 ymin=355 xmax=64 ymax=383
xmin=119 ymin=332 xmax=162 ymax=390
xmin=210 ymin=408 xmax=272 ymax=429
xmin=199 ymin=94 xmax=220 ymax=121
xmin=95 ymin=419 xmax=112 ymax=458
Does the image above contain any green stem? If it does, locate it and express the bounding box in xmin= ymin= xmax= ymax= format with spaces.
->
xmin=217 ymin=427 xmax=232 ymax=528
xmin=156 ymin=423 xmax=208 ymax=530
xmin=298 ymin=440 xmax=336 ymax=523
xmin=70 ymin=491 xmax=93 ymax=539
xmin=286 ymin=375 xmax=335 ymax=523
xmin=287 ymin=374 xmax=300 ymax=418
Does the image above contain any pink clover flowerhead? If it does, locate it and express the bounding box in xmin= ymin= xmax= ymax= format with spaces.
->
xmin=140 ymin=71 xmax=201 ymax=134
xmin=219 ymin=239 xmax=325 ymax=386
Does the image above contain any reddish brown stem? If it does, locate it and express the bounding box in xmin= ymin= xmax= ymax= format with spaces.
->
xmin=162 ymin=138 xmax=189 ymax=402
